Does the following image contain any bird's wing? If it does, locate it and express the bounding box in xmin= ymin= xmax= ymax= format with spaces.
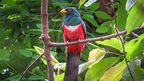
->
xmin=81 ymin=21 xmax=86 ymax=38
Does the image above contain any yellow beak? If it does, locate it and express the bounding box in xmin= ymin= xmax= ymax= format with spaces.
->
xmin=60 ymin=9 xmax=67 ymax=14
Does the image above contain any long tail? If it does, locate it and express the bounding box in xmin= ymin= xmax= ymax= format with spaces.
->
xmin=64 ymin=52 xmax=80 ymax=81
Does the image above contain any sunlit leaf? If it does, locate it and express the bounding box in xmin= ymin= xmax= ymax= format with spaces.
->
xmin=126 ymin=2 xmax=144 ymax=34
xmin=88 ymin=48 xmax=106 ymax=62
xmin=34 ymin=46 xmax=59 ymax=65
xmin=54 ymin=73 xmax=83 ymax=81
xmin=55 ymin=73 xmax=64 ymax=81
xmin=84 ymin=57 xmax=119 ymax=81
xmin=79 ymin=0 xmax=86 ymax=8
xmin=125 ymin=34 xmax=144 ymax=60
xmin=96 ymin=38 xmax=122 ymax=51
xmin=100 ymin=60 xmax=126 ymax=81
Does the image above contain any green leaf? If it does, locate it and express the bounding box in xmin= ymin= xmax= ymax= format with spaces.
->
xmin=19 ymin=49 xmax=33 ymax=57
xmin=84 ymin=57 xmax=119 ymax=81
xmin=123 ymin=61 xmax=144 ymax=81
xmin=55 ymin=73 xmax=64 ymax=81
xmin=55 ymin=73 xmax=83 ymax=81
xmin=96 ymin=21 xmax=113 ymax=33
xmin=1 ymin=0 xmax=16 ymax=5
xmin=126 ymin=34 xmax=144 ymax=60
xmin=28 ymin=75 xmax=45 ymax=80
xmin=116 ymin=0 xmax=127 ymax=31
xmin=34 ymin=46 xmax=59 ymax=65
xmin=0 ymin=49 xmax=10 ymax=61
xmin=79 ymin=0 xmax=86 ymax=8
xmin=95 ymin=11 xmax=111 ymax=19
xmin=86 ymin=3 xmax=99 ymax=10
xmin=23 ymin=35 xmax=31 ymax=47
xmin=96 ymin=38 xmax=122 ymax=51
xmin=133 ymin=65 xmax=144 ymax=81
xmin=82 ymin=14 xmax=99 ymax=27
xmin=88 ymin=48 xmax=106 ymax=62
xmin=51 ymin=18 xmax=61 ymax=22
xmin=7 ymin=74 xmax=21 ymax=81
xmin=100 ymin=60 xmax=126 ymax=81
xmin=126 ymin=3 xmax=144 ymax=34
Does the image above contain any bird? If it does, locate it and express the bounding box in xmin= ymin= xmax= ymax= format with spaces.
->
xmin=60 ymin=7 xmax=86 ymax=81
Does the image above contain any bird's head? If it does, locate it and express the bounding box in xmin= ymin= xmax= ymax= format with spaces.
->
xmin=60 ymin=7 xmax=80 ymax=17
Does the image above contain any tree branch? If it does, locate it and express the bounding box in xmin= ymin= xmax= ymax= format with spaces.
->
xmin=50 ymin=26 xmax=144 ymax=47
xmin=40 ymin=0 xmax=54 ymax=81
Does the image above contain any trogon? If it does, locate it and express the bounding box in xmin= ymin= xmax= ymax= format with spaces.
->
xmin=60 ymin=7 xmax=86 ymax=81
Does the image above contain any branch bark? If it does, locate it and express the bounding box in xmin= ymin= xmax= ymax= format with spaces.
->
xmin=50 ymin=26 xmax=144 ymax=47
xmin=40 ymin=0 xmax=54 ymax=81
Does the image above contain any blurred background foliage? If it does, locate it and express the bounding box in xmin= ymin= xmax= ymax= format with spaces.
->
xmin=0 ymin=0 xmax=144 ymax=81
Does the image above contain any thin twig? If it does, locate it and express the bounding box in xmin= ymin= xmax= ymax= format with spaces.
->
xmin=49 ymin=26 xmax=144 ymax=47
xmin=110 ymin=0 xmax=135 ymax=80
xmin=131 ymin=32 xmax=139 ymax=38
xmin=115 ymin=27 xmax=135 ymax=81
xmin=19 ymin=54 xmax=44 ymax=81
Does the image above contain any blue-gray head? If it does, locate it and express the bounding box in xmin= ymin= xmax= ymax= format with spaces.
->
xmin=60 ymin=7 xmax=80 ymax=17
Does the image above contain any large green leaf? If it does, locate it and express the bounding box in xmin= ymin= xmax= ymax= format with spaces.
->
xmin=126 ymin=1 xmax=144 ymax=34
xmin=126 ymin=34 xmax=144 ymax=60
xmin=96 ymin=21 xmax=113 ymax=33
xmin=84 ymin=57 xmax=119 ymax=81
xmin=116 ymin=0 xmax=127 ymax=31
xmin=96 ymin=38 xmax=122 ymax=51
xmin=82 ymin=14 xmax=99 ymax=27
xmin=19 ymin=49 xmax=33 ymax=57
xmin=95 ymin=11 xmax=111 ymax=19
xmin=100 ymin=60 xmax=126 ymax=81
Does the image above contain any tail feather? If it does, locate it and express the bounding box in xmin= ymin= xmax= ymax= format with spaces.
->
xmin=64 ymin=52 xmax=80 ymax=81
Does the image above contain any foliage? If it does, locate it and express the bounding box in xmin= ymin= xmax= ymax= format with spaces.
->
xmin=0 ymin=0 xmax=144 ymax=81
